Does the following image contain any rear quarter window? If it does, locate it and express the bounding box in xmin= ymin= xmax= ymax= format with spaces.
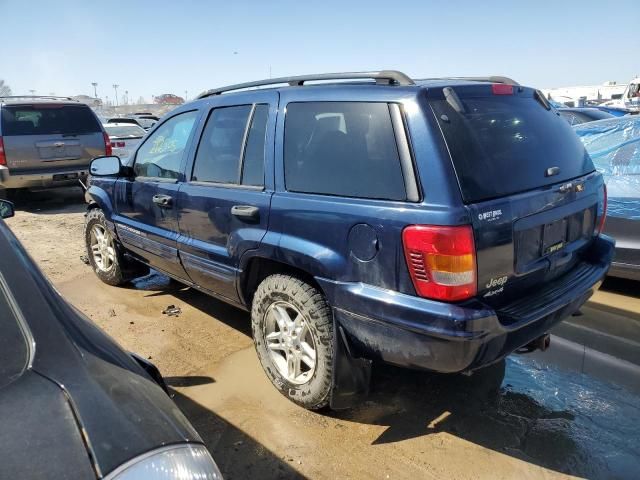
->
xmin=429 ymin=86 xmax=595 ymax=203
xmin=1 ymin=104 xmax=101 ymax=136
xmin=284 ymin=102 xmax=406 ymax=201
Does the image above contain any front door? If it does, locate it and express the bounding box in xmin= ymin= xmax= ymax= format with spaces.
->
xmin=114 ymin=109 xmax=200 ymax=279
xmin=177 ymin=91 xmax=277 ymax=302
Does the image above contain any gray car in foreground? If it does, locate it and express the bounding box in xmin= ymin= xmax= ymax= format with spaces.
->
xmin=0 ymin=200 xmax=221 ymax=479
xmin=0 ymin=96 xmax=110 ymax=197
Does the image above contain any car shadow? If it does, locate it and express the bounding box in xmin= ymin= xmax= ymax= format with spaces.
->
xmin=328 ymin=361 xmax=595 ymax=476
xmin=601 ymin=276 xmax=640 ymax=299
xmin=171 ymin=388 xmax=305 ymax=479
xmin=10 ymin=186 xmax=86 ymax=215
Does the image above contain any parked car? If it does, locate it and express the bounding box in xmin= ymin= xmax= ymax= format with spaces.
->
xmin=574 ymin=116 xmax=640 ymax=280
xmin=107 ymin=116 xmax=157 ymax=131
xmin=85 ymin=71 xmax=614 ymax=410
xmin=104 ymin=123 xmax=146 ymax=159
xmin=0 ymin=199 xmax=222 ymax=479
xmin=154 ymin=94 xmax=184 ymax=105
xmin=558 ymin=107 xmax=615 ymax=125
xmin=0 ymin=96 xmax=110 ymax=198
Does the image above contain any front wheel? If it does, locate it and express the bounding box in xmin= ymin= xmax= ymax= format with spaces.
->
xmin=251 ymin=274 xmax=335 ymax=410
xmin=84 ymin=208 xmax=148 ymax=286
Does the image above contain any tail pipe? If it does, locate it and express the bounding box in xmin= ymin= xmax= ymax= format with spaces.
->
xmin=516 ymin=333 xmax=551 ymax=354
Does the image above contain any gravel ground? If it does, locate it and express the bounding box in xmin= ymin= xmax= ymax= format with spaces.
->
xmin=6 ymin=187 xmax=639 ymax=480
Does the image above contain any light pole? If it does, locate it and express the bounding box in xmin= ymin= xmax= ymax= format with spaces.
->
xmin=29 ymin=89 xmax=36 ymax=95
xmin=91 ymin=82 xmax=98 ymax=98
xmin=112 ymin=84 xmax=119 ymax=106
xmin=184 ymin=90 xmax=188 ymax=101
xmin=125 ymin=90 xmax=129 ymax=105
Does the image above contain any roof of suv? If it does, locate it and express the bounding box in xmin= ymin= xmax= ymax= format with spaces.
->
xmin=195 ymin=70 xmax=520 ymax=100
xmin=0 ymin=96 xmax=80 ymax=106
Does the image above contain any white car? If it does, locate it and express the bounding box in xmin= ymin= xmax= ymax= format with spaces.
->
xmin=103 ymin=123 xmax=146 ymax=160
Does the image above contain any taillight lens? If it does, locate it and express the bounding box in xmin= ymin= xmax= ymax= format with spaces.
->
xmin=596 ymin=183 xmax=607 ymax=234
xmin=103 ymin=132 xmax=113 ymax=156
xmin=0 ymin=137 xmax=6 ymax=166
xmin=402 ymin=225 xmax=477 ymax=302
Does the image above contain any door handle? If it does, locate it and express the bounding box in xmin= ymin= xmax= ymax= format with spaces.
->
xmin=231 ymin=205 xmax=259 ymax=221
xmin=152 ymin=194 xmax=173 ymax=208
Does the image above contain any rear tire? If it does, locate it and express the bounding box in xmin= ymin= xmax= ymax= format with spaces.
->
xmin=84 ymin=208 xmax=149 ymax=286
xmin=251 ymin=274 xmax=334 ymax=410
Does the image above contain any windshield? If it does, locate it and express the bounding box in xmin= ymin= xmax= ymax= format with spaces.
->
xmin=0 ymin=278 xmax=30 ymax=390
xmin=105 ymin=125 xmax=145 ymax=138
xmin=1 ymin=105 xmax=101 ymax=136
xmin=429 ymin=85 xmax=595 ymax=203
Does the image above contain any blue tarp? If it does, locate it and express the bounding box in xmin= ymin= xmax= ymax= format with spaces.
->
xmin=574 ymin=116 xmax=640 ymax=219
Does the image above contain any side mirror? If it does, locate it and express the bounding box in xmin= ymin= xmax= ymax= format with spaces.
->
xmin=90 ymin=156 xmax=122 ymax=177
xmin=0 ymin=200 xmax=15 ymax=219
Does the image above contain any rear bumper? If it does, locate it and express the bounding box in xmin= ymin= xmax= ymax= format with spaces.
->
xmin=0 ymin=165 xmax=88 ymax=189
xmin=318 ymin=235 xmax=615 ymax=373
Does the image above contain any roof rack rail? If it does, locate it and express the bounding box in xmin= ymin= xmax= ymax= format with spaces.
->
xmin=0 ymin=95 xmax=77 ymax=101
xmin=197 ymin=70 xmax=414 ymax=99
xmin=419 ymin=76 xmax=520 ymax=86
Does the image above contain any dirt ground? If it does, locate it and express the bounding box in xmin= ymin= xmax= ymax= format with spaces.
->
xmin=6 ymin=188 xmax=639 ymax=480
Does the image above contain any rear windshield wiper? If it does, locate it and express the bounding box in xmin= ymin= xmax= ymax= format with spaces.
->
xmin=534 ymin=90 xmax=551 ymax=110
xmin=443 ymin=87 xmax=466 ymax=114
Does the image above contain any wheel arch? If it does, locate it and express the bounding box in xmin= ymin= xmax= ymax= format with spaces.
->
xmin=239 ymin=256 xmax=325 ymax=308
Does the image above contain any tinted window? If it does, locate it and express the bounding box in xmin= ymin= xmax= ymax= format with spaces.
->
xmin=242 ymin=104 xmax=268 ymax=186
xmin=284 ymin=102 xmax=406 ymax=200
xmin=1 ymin=105 xmax=101 ymax=135
xmin=134 ymin=110 xmax=198 ymax=179
xmin=0 ymin=282 xmax=29 ymax=390
xmin=193 ymin=105 xmax=252 ymax=183
xmin=430 ymin=87 xmax=594 ymax=203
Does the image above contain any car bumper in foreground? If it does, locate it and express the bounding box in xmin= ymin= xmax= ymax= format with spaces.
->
xmin=318 ymin=235 xmax=615 ymax=373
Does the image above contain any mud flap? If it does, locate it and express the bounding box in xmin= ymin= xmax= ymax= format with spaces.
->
xmin=329 ymin=321 xmax=372 ymax=410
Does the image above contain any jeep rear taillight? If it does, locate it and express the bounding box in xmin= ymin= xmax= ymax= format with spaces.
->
xmin=402 ymin=225 xmax=477 ymax=302
xmin=0 ymin=137 xmax=6 ymax=166
xmin=103 ymin=132 xmax=112 ymax=156
xmin=596 ymin=183 xmax=607 ymax=234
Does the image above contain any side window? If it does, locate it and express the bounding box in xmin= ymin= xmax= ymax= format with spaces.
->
xmin=241 ymin=104 xmax=268 ymax=185
xmin=134 ymin=110 xmax=198 ymax=179
xmin=284 ymin=102 xmax=406 ymax=201
xmin=192 ymin=104 xmax=268 ymax=186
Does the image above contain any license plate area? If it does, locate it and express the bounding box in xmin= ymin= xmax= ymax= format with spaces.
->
xmin=53 ymin=172 xmax=79 ymax=181
xmin=542 ymin=219 xmax=567 ymax=255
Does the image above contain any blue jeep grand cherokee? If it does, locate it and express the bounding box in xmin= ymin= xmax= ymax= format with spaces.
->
xmin=85 ymin=71 xmax=614 ymax=410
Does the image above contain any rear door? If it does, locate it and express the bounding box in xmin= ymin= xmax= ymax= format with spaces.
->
xmin=177 ymin=91 xmax=276 ymax=302
xmin=428 ymin=84 xmax=604 ymax=307
xmin=114 ymin=109 xmax=200 ymax=279
xmin=0 ymin=103 xmax=105 ymax=173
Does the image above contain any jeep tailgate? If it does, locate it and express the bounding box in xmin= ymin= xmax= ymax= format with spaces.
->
xmin=428 ymin=84 xmax=605 ymax=308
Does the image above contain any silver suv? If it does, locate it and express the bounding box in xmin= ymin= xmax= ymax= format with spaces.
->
xmin=0 ymin=96 xmax=109 ymax=198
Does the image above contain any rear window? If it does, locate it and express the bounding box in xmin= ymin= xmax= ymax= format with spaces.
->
xmin=105 ymin=125 xmax=145 ymax=138
xmin=284 ymin=102 xmax=406 ymax=201
xmin=429 ymin=86 xmax=594 ymax=203
xmin=1 ymin=104 xmax=101 ymax=136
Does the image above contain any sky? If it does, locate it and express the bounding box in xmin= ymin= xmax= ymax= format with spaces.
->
xmin=2 ymin=0 xmax=639 ymax=102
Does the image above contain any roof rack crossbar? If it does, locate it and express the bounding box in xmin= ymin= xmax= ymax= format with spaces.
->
xmin=197 ymin=70 xmax=414 ymax=99
xmin=419 ymin=76 xmax=520 ymax=86
xmin=0 ymin=95 xmax=76 ymax=101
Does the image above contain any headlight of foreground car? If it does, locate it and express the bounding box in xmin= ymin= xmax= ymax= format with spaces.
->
xmin=105 ymin=444 xmax=222 ymax=480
